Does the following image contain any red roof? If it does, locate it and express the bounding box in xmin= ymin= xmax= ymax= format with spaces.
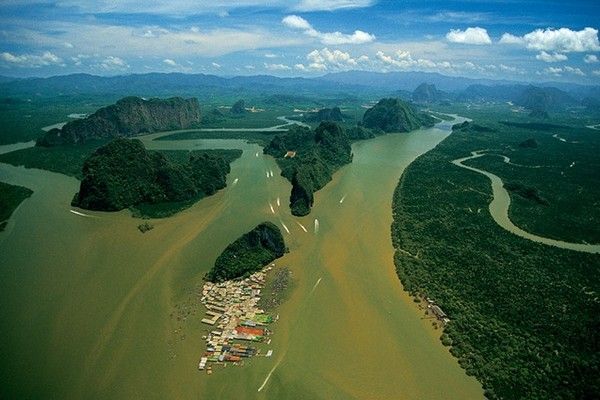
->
xmin=235 ymin=326 xmax=264 ymax=336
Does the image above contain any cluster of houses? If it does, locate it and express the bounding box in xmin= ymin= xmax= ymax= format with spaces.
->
xmin=198 ymin=266 xmax=276 ymax=374
xmin=426 ymin=297 xmax=450 ymax=325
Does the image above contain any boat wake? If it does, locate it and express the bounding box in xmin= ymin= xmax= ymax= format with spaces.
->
xmin=280 ymin=220 xmax=290 ymax=234
xmin=69 ymin=209 xmax=94 ymax=218
xmin=296 ymin=221 xmax=307 ymax=232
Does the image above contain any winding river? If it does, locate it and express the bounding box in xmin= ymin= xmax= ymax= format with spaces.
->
xmin=0 ymin=117 xmax=483 ymax=399
xmin=452 ymin=151 xmax=600 ymax=254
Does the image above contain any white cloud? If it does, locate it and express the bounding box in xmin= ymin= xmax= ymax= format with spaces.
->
xmin=0 ymin=51 xmax=63 ymax=67
xmin=282 ymin=15 xmax=375 ymax=45
xmin=543 ymin=66 xmax=563 ymax=76
xmin=427 ymin=11 xmax=490 ymax=24
xmin=264 ymin=63 xmax=291 ymax=71
xmin=3 ymin=22 xmax=304 ymax=59
xmin=294 ymin=48 xmax=370 ymax=72
xmin=541 ymin=65 xmax=586 ymax=77
xmin=264 ymin=53 xmax=278 ymax=58
xmin=584 ymin=54 xmax=598 ymax=63
xmin=212 ymin=62 xmax=221 ymax=68
xmin=564 ymin=65 xmax=585 ymax=76
xmin=163 ymin=58 xmax=178 ymax=67
xmin=282 ymin=15 xmax=312 ymax=30
xmin=100 ymin=55 xmax=128 ymax=70
xmin=499 ymin=33 xmax=524 ymax=45
xmin=592 ymin=69 xmax=600 ymax=76
xmin=244 ymin=65 xmax=255 ymax=69
xmin=293 ymin=0 xmax=375 ymax=12
xmin=501 ymin=27 xmax=599 ymax=53
xmin=446 ymin=27 xmax=491 ymax=45
xmin=535 ymin=51 xmax=568 ymax=62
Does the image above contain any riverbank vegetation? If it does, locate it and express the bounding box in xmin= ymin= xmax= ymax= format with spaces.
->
xmin=206 ymin=222 xmax=286 ymax=282
xmin=0 ymin=182 xmax=33 ymax=231
xmin=72 ymin=138 xmax=240 ymax=218
xmin=392 ymin=119 xmax=600 ymax=399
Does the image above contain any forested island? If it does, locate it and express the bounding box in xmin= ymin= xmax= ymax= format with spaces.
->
xmin=362 ymin=98 xmax=435 ymax=133
xmin=265 ymin=98 xmax=435 ymax=216
xmin=38 ymin=96 xmax=201 ymax=146
xmin=264 ymin=121 xmax=352 ymax=216
xmin=391 ymin=119 xmax=600 ymax=399
xmin=72 ymin=138 xmax=240 ymax=217
xmin=206 ymin=222 xmax=286 ymax=282
xmin=0 ymin=182 xmax=33 ymax=231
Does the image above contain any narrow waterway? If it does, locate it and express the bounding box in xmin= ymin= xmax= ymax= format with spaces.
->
xmin=452 ymin=151 xmax=600 ymax=254
xmin=0 ymin=117 xmax=482 ymax=399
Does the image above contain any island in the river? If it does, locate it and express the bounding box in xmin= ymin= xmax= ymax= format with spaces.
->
xmin=72 ymin=138 xmax=240 ymax=218
xmin=264 ymin=121 xmax=352 ymax=216
xmin=38 ymin=96 xmax=201 ymax=146
xmin=206 ymin=222 xmax=286 ymax=282
xmin=265 ymin=98 xmax=435 ymax=216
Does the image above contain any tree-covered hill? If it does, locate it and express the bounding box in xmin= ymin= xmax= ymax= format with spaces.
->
xmin=72 ymin=138 xmax=240 ymax=217
xmin=207 ymin=222 xmax=286 ymax=282
xmin=362 ymin=98 xmax=435 ymax=133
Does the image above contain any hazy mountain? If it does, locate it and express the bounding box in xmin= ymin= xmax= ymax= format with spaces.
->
xmin=412 ymin=83 xmax=448 ymax=103
xmin=515 ymin=86 xmax=578 ymax=111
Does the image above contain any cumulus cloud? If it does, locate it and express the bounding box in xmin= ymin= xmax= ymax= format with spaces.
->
xmin=535 ymin=51 xmax=568 ymax=62
xmin=212 ymin=62 xmax=221 ymax=68
xmin=0 ymin=51 xmax=63 ymax=67
xmin=100 ymin=55 xmax=128 ymax=70
xmin=296 ymin=47 xmax=370 ymax=71
xmin=282 ymin=15 xmax=375 ymax=45
xmin=163 ymin=58 xmax=178 ymax=67
xmin=264 ymin=62 xmax=291 ymax=71
xmin=293 ymin=0 xmax=375 ymax=11
xmin=446 ymin=27 xmax=491 ymax=45
xmin=592 ymin=69 xmax=600 ymax=76
xmin=499 ymin=33 xmax=524 ymax=45
xmin=584 ymin=54 xmax=598 ymax=63
xmin=501 ymin=27 xmax=599 ymax=53
xmin=541 ymin=65 xmax=585 ymax=77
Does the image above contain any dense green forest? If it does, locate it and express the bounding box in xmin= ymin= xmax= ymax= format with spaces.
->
xmin=72 ymin=138 xmax=240 ymax=217
xmin=392 ymin=120 xmax=600 ymax=399
xmin=462 ymin=120 xmax=600 ymax=244
xmin=207 ymin=222 xmax=286 ymax=282
xmin=264 ymin=122 xmax=352 ymax=216
xmin=0 ymin=182 xmax=33 ymax=231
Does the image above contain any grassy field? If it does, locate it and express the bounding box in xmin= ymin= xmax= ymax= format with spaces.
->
xmin=0 ymin=182 xmax=33 ymax=231
xmin=392 ymin=115 xmax=600 ymax=399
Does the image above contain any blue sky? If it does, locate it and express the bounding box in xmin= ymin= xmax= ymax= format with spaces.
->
xmin=1 ymin=0 xmax=599 ymax=84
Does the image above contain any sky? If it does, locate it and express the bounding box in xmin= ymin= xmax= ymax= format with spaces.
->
xmin=1 ymin=0 xmax=599 ymax=84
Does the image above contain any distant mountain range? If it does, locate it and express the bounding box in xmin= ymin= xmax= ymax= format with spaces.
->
xmin=0 ymin=71 xmax=598 ymax=106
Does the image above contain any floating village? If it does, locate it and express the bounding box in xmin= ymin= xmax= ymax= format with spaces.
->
xmin=198 ymin=265 xmax=277 ymax=375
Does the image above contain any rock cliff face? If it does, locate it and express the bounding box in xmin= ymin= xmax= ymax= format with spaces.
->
xmin=207 ymin=222 xmax=286 ymax=282
xmin=412 ymin=83 xmax=444 ymax=103
xmin=38 ymin=96 xmax=201 ymax=146
xmin=362 ymin=98 xmax=435 ymax=133
xmin=304 ymin=107 xmax=344 ymax=122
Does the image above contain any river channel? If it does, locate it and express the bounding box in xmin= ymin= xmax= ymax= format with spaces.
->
xmin=0 ymin=117 xmax=483 ymax=399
